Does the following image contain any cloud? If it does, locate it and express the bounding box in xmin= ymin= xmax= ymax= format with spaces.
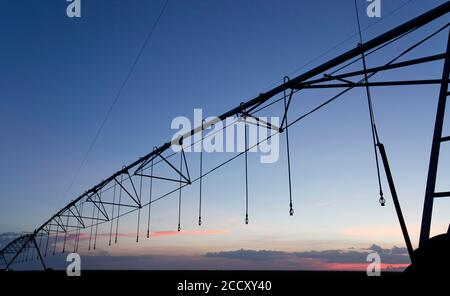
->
xmin=205 ymin=245 xmax=411 ymax=270
xmin=6 ymin=244 xmax=410 ymax=271
xmin=363 ymin=244 xmax=410 ymax=264
xmin=1 ymin=230 xmax=409 ymax=271
xmin=206 ymin=249 xmax=286 ymax=261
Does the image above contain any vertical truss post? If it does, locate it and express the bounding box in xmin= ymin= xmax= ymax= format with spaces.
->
xmin=420 ymin=29 xmax=450 ymax=248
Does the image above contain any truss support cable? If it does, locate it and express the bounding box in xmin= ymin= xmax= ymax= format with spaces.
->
xmin=355 ymin=0 xmax=385 ymax=206
xmin=147 ymin=147 xmax=156 ymax=238
xmin=283 ymin=77 xmax=295 ymax=216
xmin=199 ymin=119 xmax=205 ymax=226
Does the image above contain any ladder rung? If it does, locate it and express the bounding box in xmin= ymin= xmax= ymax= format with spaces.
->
xmin=440 ymin=136 xmax=450 ymax=142
xmin=434 ymin=191 xmax=450 ymax=198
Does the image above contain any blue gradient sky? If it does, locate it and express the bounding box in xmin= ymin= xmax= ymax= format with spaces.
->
xmin=0 ymin=0 xmax=449 ymax=270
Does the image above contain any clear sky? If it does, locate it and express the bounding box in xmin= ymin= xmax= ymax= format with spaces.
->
xmin=0 ymin=0 xmax=449 ymax=271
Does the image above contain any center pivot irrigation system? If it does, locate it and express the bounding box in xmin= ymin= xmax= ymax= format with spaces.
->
xmin=1 ymin=2 xmax=449 ymax=272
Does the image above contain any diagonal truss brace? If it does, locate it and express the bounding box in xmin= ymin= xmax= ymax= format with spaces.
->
xmin=85 ymin=191 xmax=110 ymax=221
xmin=135 ymin=149 xmax=191 ymax=185
xmin=114 ymin=171 xmax=141 ymax=207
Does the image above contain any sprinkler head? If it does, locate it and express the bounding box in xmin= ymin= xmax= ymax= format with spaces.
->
xmin=289 ymin=207 xmax=294 ymax=216
xmin=245 ymin=215 xmax=249 ymax=225
xmin=379 ymin=197 xmax=386 ymax=206
xmin=198 ymin=217 xmax=202 ymax=226
xmin=178 ymin=224 xmax=181 ymax=232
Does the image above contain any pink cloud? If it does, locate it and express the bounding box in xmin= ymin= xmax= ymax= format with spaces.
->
xmin=325 ymin=262 xmax=409 ymax=271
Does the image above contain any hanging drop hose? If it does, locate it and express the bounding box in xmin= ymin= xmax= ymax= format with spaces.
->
xmin=136 ymin=174 xmax=142 ymax=242
xmin=283 ymin=76 xmax=295 ymax=216
xmin=37 ymin=233 xmax=43 ymax=259
xmin=25 ymin=244 xmax=29 ymax=262
xmin=88 ymin=200 xmax=95 ymax=250
xmin=178 ymin=147 xmax=183 ymax=232
xmin=109 ymin=181 xmax=116 ymax=245
xmin=244 ymin=117 xmax=249 ymax=225
xmin=198 ymin=119 xmax=205 ymax=226
xmin=24 ymin=246 xmax=28 ymax=262
xmin=354 ymin=0 xmax=385 ymax=206
xmin=52 ymin=221 xmax=59 ymax=255
xmin=92 ymin=203 xmax=99 ymax=250
xmin=115 ymin=172 xmax=124 ymax=244
xmin=147 ymin=147 xmax=156 ymax=238
xmin=62 ymin=215 xmax=69 ymax=253
xmin=44 ymin=225 xmax=50 ymax=257
xmin=76 ymin=202 xmax=84 ymax=252
xmin=72 ymin=213 xmax=78 ymax=253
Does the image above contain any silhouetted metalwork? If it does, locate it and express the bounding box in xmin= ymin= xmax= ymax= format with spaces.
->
xmin=1 ymin=2 xmax=449 ymax=271
xmin=420 ymin=29 xmax=450 ymax=248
